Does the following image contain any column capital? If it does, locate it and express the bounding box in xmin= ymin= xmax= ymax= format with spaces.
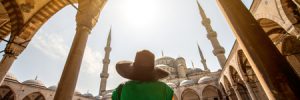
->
xmin=76 ymin=25 xmax=92 ymax=34
xmin=4 ymin=41 xmax=26 ymax=58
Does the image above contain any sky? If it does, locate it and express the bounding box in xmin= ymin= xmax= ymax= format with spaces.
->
xmin=0 ymin=0 xmax=253 ymax=96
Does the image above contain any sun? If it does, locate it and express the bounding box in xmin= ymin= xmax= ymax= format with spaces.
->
xmin=119 ymin=0 xmax=160 ymax=27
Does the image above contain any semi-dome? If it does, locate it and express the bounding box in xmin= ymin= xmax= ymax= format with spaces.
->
xmin=48 ymin=85 xmax=57 ymax=91
xmin=22 ymin=79 xmax=46 ymax=87
xmin=5 ymin=73 xmax=18 ymax=82
xmin=156 ymin=64 xmax=170 ymax=68
xmin=83 ymin=93 xmax=93 ymax=97
xmin=180 ymin=80 xmax=195 ymax=86
xmin=74 ymin=90 xmax=81 ymax=95
xmin=167 ymin=83 xmax=177 ymax=88
xmin=95 ymin=95 xmax=102 ymax=100
xmin=104 ymin=93 xmax=112 ymax=98
xmin=198 ymin=76 xmax=214 ymax=84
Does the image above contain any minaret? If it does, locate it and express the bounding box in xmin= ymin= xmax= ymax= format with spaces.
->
xmin=99 ymin=29 xmax=112 ymax=96
xmin=197 ymin=1 xmax=226 ymax=68
xmin=197 ymin=43 xmax=210 ymax=71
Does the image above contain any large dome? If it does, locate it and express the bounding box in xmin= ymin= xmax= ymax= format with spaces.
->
xmin=22 ymin=79 xmax=46 ymax=87
xmin=155 ymin=56 xmax=176 ymax=67
xmin=5 ymin=73 xmax=18 ymax=82
xmin=48 ymin=85 xmax=57 ymax=91
xmin=198 ymin=76 xmax=215 ymax=84
xmin=180 ymin=80 xmax=195 ymax=86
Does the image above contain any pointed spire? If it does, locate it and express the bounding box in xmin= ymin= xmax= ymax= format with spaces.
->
xmin=35 ymin=75 xmax=38 ymax=80
xmin=161 ymin=50 xmax=164 ymax=57
xmin=196 ymin=0 xmax=208 ymax=19
xmin=106 ymin=28 xmax=112 ymax=47
xmin=191 ymin=61 xmax=195 ymax=69
xmin=197 ymin=43 xmax=209 ymax=71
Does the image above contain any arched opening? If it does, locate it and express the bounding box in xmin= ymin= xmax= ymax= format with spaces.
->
xmin=258 ymin=18 xmax=300 ymax=78
xmin=223 ymin=76 xmax=237 ymax=100
xmin=202 ymin=85 xmax=222 ymax=100
xmin=181 ymin=88 xmax=200 ymax=100
xmin=280 ymin=0 xmax=300 ymax=23
xmin=219 ymin=83 xmax=227 ymax=100
xmin=0 ymin=85 xmax=15 ymax=100
xmin=229 ymin=66 xmax=251 ymax=100
xmin=237 ymin=50 xmax=268 ymax=99
xmin=23 ymin=92 xmax=45 ymax=100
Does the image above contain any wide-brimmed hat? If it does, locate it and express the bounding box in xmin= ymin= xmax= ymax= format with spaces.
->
xmin=116 ymin=50 xmax=169 ymax=81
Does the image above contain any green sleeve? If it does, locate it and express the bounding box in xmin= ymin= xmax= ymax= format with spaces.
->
xmin=112 ymin=89 xmax=118 ymax=100
xmin=166 ymin=85 xmax=174 ymax=100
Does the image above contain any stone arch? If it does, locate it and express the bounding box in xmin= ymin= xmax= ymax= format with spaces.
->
xmin=181 ymin=88 xmax=200 ymax=100
xmin=279 ymin=0 xmax=300 ymax=24
xmin=23 ymin=92 xmax=45 ymax=100
xmin=201 ymin=85 xmax=222 ymax=100
xmin=258 ymin=18 xmax=300 ymax=78
xmin=229 ymin=66 xmax=251 ymax=100
xmin=0 ymin=85 xmax=16 ymax=100
xmin=17 ymin=0 xmax=78 ymax=41
xmin=223 ymin=76 xmax=237 ymax=100
xmin=236 ymin=50 xmax=268 ymax=99
xmin=257 ymin=18 xmax=286 ymax=33
xmin=219 ymin=83 xmax=227 ymax=100
xmin=0 ymin=0 xmax=24 ymax=36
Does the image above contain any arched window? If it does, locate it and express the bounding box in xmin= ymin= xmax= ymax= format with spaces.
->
xmin=181 ymin=88 xmax=199 ymax=100
xmin=23 ymin=92 xmax=45 ymax=100
xmin=202 ymin=85 xmax=222 ymax=100
xmin=0 ymin=86 xmax=15 ymax=100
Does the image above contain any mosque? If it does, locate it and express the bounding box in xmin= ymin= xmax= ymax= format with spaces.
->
xmin=0 ymin=0 xmax=300 ymax=100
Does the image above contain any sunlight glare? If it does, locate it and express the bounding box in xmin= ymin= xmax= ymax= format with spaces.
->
xmin=120 ymin=0 xmax=160 ymax=28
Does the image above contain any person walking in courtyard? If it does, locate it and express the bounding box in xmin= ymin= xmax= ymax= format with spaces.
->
xmin=112 ymin=50 xmax=174 ymax=100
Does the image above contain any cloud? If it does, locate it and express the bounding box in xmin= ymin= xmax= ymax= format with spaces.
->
xmin=82 ymin=46 xmax=102 ymax=73
xmin=32 ymin=32 xmax=102 ymax=74
xmin=32 ymin=33 xmax=68 ymax=59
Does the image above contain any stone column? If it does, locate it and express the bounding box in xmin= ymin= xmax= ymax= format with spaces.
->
xmin=216 ymin=0 xmax=300 ymax=99
xmin=243 ymin=81 xmax=257 ymax=100
xmin=232 ymin=84 xmax=242 ymax=100
xmin=0 ymin=54 xmax=16 ymax=84
xmin=0 ymin=37 xmax=25 ymax=85
xmin=54 ymin=0 xmax=107 ymax=100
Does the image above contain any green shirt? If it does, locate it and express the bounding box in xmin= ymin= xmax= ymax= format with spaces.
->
xmin=112 ymin=80 xmax=174 ymax=100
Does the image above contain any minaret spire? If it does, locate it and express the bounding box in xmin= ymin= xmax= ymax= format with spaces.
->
xmin=99 ymin=28 xmax=112 ymax=96
xmin=197 ymin=1 xmax=226 ymax=68
xmin=197 ymin=43 xmax=209 ymax=71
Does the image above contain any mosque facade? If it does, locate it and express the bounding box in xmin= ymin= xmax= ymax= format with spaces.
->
xmin=0 ymin=0 xmax=300 ymax=100
xmin=0 ymin=73 xmax=99 ymax=100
